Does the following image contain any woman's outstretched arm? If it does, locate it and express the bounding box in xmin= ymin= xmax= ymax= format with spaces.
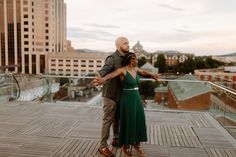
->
xmin=93 ymin=68 xmax=125 ymax=86
xmin=135 ymin=67 xmax=159 ymax=80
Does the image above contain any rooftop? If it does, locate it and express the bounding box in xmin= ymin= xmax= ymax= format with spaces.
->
xmin=168 ymin=75 xmax=212 ymax=101
xmin=0 ymin=101 xmax=235 ymax=157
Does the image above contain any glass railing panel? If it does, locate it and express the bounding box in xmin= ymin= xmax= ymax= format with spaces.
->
xmin=0 ymin=73 xmax=20 ymax=102
xmin=32 ymin=74 xmax=236 ymax=138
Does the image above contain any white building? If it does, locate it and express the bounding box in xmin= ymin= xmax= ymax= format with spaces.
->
xmin=48 ymin=52 xmax=109 ymax=76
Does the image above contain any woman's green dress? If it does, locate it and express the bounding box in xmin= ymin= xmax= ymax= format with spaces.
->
xmin=118 ymin=71 xmax=147 ymax=145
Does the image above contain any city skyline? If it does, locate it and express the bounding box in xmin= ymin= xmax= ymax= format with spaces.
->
xmin=65 ymin=0 xmax=236 ymax=56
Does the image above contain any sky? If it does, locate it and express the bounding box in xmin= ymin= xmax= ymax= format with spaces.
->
xmin=65 ymin=0 xmax=236 ymax=56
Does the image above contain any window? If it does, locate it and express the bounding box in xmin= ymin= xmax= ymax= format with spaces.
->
xmin=23 ymin=8 xmax=28 ymax=12
xmin=23 ymin=1 xmax=28 ymax=5
xmin=24 ymin=15 xmax=28 ymax=18
xmin=45 ymin=23 xmax=49 ymax=27
xmin=24 ymin=41 xmax=29 ymax=45
xmin=24 ymin=28 xmax=28 ymax=32
xmin=24 ymin=48 xmax=29 ymax=51
xmin=45 ymin=36 xmax=49 ymax=40
xmin=24 ymin=34 xmax=28 ymax=38
xmin=24 ymin=21 xmax=28 ymax=25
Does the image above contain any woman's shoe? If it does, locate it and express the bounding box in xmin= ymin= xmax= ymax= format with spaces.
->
xmin=122 ymin=145 xmax=132 ymax=157
xmin=133 ymin=144 xmax=146 ymax=157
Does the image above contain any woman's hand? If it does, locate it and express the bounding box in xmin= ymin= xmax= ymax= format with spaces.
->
xmin=92 ymin=77 xmax=104 ymax=86
xmin=151 ymin=73 xmax=160 ymax=81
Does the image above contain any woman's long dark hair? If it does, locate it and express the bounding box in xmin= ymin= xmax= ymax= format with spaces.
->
xmin=122 ymin=52 xmax=136 ymax=66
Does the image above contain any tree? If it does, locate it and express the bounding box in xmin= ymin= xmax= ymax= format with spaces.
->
xmin=154 ymin=54 xmax=167 ymax=73
xmin=182 ymin=57 xmax=195 ymax=73
xmin=206 ymin=57 xmax=225 ymax=68
xmin=194 ymin=57 xmax=208 ymax=69
xmin=137 ymin=57 xmax=147 ymax=67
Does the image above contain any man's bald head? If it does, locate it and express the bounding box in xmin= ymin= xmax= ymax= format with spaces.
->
xmin=115 ymin=37 xmax=129 ymax=54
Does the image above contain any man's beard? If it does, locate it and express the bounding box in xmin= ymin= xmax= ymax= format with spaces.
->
xmin=121 ymin=48 xmax=129 ymax=53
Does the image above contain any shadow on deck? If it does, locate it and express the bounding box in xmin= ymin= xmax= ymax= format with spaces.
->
xmin=0 ymin=101 xmax=236 ymax=157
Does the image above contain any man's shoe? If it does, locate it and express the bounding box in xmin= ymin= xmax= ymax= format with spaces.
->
xmin=111 ymin=138 xmax=121 ymax=147
xmin=98 ymin=147 xmax=114 ymax=157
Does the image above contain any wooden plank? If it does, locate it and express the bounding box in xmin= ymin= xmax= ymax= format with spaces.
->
xmin=157 ymin=125 xmax=163 ymax=145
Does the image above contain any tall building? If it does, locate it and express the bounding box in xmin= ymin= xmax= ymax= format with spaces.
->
xmin=0 ymin=0 xmax=67 ymax=74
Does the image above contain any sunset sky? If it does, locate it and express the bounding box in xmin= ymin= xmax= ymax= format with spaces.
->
xmin=65 ymin=0 xmax=236 ymax=55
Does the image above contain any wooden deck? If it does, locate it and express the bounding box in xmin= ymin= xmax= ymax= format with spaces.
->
xmin=0 ymin=101 xmax=236 ymax=157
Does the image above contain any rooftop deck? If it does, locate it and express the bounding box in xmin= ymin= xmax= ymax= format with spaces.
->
xmin=0 ymin=101 xmax=236 ymax=157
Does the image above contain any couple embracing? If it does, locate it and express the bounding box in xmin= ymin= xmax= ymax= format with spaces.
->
xmin=94 ymin=37 xmax=158 ymax=157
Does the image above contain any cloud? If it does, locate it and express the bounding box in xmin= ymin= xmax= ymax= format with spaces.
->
xmin=67 ymin=27 xmax=116 ymax=41
xmin=174 ymin=29 xmax=190 ymax=33
xmin=157 ymin=3 xmax=185 ymax=11
xmin=86 ymin=24 xmax=120 ymax=29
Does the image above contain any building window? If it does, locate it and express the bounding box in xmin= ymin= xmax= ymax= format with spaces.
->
xmin=23 ymin=8 xmax=28 ymax=12
xmin=24 ymin=48 xmax=29 ymax=51
xmin=89 ymin=65 xmax=94 ymax=67
xmin=45 ymin=23 xmax=49 ymax=27
xmin=23 ymin=1 xmax=28 ymax=5
xmin=24 ymin=15 xmax=28 ymax=18
xmin=45 ymin=36 xmax=49 ymax=40
xmin=24 ymin=21 xmax=28 ymax=25
xmin=45 ymin=29 xmax=49 ymax=33
xmin=24 ymin=28 xmax=28 ymax=32
xmin=24 ymin=34 xmax=29 ymax=38
xmin=24 ymin=41 xmax=29 ymax=45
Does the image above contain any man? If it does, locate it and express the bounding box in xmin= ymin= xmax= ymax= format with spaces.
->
xmin=98 ymin=37 xmax=129 ymax=157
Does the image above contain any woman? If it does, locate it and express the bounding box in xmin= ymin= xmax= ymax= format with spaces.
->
xmin=93 ymin=52 xmax=158 ymax=157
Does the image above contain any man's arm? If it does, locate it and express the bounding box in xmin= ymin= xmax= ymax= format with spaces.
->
xmin=98 ymin=56 xmax=114 ymax=77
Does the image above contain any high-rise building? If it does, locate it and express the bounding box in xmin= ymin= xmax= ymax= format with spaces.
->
xmin=0 ymin=0 xmax=67 ymax=74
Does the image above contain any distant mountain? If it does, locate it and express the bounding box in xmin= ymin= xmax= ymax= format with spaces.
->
xmin=75 ymin=49 xmax=107 ymax=53
xmin=218 ymin=52 xmax=236 ymax=57
xmin=154 ymin=50 xmax=181 ymax=54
